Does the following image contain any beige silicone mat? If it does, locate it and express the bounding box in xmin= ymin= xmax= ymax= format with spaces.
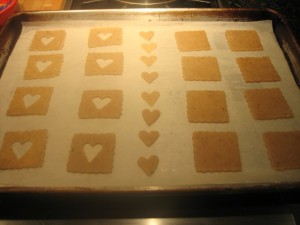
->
xmin=0 ymin=19 xmax=300 ymax=189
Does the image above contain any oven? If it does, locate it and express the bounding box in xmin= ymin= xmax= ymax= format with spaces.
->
xmin=0 ymin=1 xmax=300 ymax=225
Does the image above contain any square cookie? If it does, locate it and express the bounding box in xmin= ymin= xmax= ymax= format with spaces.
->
xmin=67 ymin=133 xmax=115 ymax=173
xmin=244 ymin=88 xmax=293 ymax=120
xmin=30 ymin=30 xmax=66 ymax=51
xmin=7 ymin=87 xmax=53 ymax=116
xmin=24 ymin=54 xmax=63 ymax=80
xmin=0 ymin=130 xmax=48 ymax=169
xmin=78 ymin=90 xmax=123 ymax=119
xmin=236 ymin=57 xmax=281 ymax=82
xmin=181 ymin=56 xmax=221 ymax=81
xmin=88 ymin=27 xmax=122 ymax=48
xmin=225 ymin=30 xmax=263 ymax=51
xmin=193 ymin=131 xmax=241 ymax=172
xmin=263 ymin=131 xmax=300 ymax=171
xmin=85 ymin=52 xmax=123 ymax=76
xmin=175 ymin=30 xmax=211 ymax=52
xmin=186 ymin=90 xmax=229 ymax=123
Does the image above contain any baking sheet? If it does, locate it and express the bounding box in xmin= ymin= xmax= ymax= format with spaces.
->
xmin=0 ymin=9 xmax=300 ymax=192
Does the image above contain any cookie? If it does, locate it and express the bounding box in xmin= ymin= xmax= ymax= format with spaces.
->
xmin=85 ymin=52 xmax=123 ymax=76
xmin=141 ymin=72 xmax=159 ymax=84
xmin=244 ymin=88 xmax=293 ymax=120
xmin=88 ymin=27 xmax=122 ymax=48
xmin=67 ymin=133 xmax=115 ymax=174
xmin=186 ymin=90 xmax=229 ymax=123
xmin=141 ymin=91 xmax=160 ymax=107
xmin=140 ymin=55 xmax=157 ymax=67
xmin=181 ymin=56 xmax=221 ymax=81
xmin=137 ymin=155 xmax=159 ymax=176
xmin=78 ymin=90 xmax=123 ymax=119
xmin=236 ymin=57 xmax=281 ymax=82
xmin=225 ymin=30 xmax=263 ymax=51
xmin=142 ymin=109 xmax=160 ymax=126
xmin=193 ymin=131 xmax=241 ymax=172
xmin=139 ymin=130 xmax=159 ymax=147
xmin=263 ymin=131 xmax=300 ymax=171
xmin=30 ymin=30 xmax=66 ymax=51
xmin=141 ymin=43 xmax=157 ymax=54
xmin=175 ymin=30 xmax=211 ymax=52
xmin=0 ymin=130 xmax=48 ymax=169
xmin=139 ymin=31 xmax=154 ymax=41
xmin=7 ymin=87 xmax=53 ymax=116
xmin=24 ymin=54 xmax=63 ymax=80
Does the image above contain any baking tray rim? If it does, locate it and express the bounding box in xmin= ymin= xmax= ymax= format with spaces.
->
xmin=0 ymin=8 xmax=300 ymax=194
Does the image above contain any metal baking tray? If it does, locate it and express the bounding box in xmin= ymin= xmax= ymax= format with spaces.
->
xmin=0 ymin=9 xmax=299 ymax=195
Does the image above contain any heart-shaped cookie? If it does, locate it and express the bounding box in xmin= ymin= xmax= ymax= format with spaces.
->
xmin=139 ymin=130 xmax=159 ymax=147
xmin=23 ymin=94 xmax=41 ymax=108
xmin=141 ymin=72 xmax=159 ymax=84
xmin=137 ymin=155 xmax=159 ymax=176
xmin=12 ymin=141 xmax=32 ymax=159
xmin=141 ymin=91 xmax=160 ymax=107
xmin=41 ymin=36 xmax=55 ymax=46
xmin=142 ymin=109 xmax=160 ymax=126
xmin=140 ymin=56 xmax=157 ymax=67
xmin=36 ymin=61 xmax=52 ymax=72
xmin=141 ymin=43 xmax=157 ymax=54
xmin=139 ymin=31 xmax=154 ymax=41
xmin=83 ymin=144 xmax=103 ymax=162
xmin=92 ymin=97 xmax=111 ymax=110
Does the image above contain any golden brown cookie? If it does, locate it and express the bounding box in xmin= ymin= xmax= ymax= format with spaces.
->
xmin=30 ymin=30 xmax=66 ymax=51
xmin=141 ymin=91 xmax=160 ymax=107
xmin=244 ymin=88 xmax=293 ymax=120
xmin=175 ymin=30 xmax=211 ymax=52
xmin=137 ymin=155 xmax=159 ymax=176
xmin=181 ymin=56 xmax=221 ymax=81
xmin=193 ymin=131 xmax=241 ymax=172
xmin=24 ymin=54 xmax=63 ymax=80
xmin=236 ymin=57 xmax=281 ymax=82
xmin=225 ymin=30 xmax=263 ymax=51
xmin=186 ymin=90 xmax=229 ymax=123
xmin=0 ymin=130 xmax=48 ymax=169
xmin=88 ymin=27 xmax=122 ymax=48
xmin=263 ymin=131 xmax=300 ymax=171
xmin=142 ymin=109 xmax=160 ymax=126
xmin=78 ymin=90 xmax=123 ymax=119
xmin=139 ymin=130 xmax=159 ymax=147
xmin=85 ymin=52 xmax=123 ymax=76
xmin=7 ymin=87 xmax=53 ymax=116
xmin=67 ymin=133 xmax=115 ymax=174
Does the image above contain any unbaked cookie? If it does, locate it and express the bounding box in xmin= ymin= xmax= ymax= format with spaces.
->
xmin=88 ymin=27 xmax=122 ymax=48
xmin=175 ymin=30 xmax=211 ymax=52
xmin=30 ymin=30 xmax=66 ymax=51
xmin=225 ymin=30 xmax=263 ymax=51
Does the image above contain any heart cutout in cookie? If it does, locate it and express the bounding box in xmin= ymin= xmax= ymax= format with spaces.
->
xmin=23 ymin=94 xmax=41 ymax=108
xmin=139 ymin=130 xmax=159 ymax=147
xmin=137 ymin=155 xmax=159 ymax=176
xmin=140 ymin=55 xmax=157 ymax=67
xmin=139 ymin=31 xmax=154 ymax=41
xmin=142 ymin=109 xmax=160 ymax=126
xmin=141 ymin=72 xmax=159 ymax=84
xmin=41 ymin=36 xmax=55 ymax=46
xmin=141 ymin=91 xmax=160 ymax=107
xmin=92 ymin=97 xmax=111 ymax=110
xmin=141 ymin=43 xmax=157 ymax=54
xmin=97 ymin=32 xmax=112 ymax=41
xmin=12 ymin=141 xmax=32 ymax=159
xmin=36 ymin=61 xmax=52 ymax=72
xmin=96 ymin=58 xmax=114 ymax=68
xmin=83 ymin=144 xmax=103 ymax=162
